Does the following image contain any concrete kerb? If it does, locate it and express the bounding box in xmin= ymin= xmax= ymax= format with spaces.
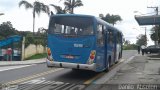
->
xmin=0 ymin=58 xmax=46 ymax=67
xmin=146 ymin=54 xmax=160 ymax=60
xmin=147 ymin=57 xmax=160 ymax=60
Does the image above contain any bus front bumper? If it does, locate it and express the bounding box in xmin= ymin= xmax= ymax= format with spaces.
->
xmin=46 ymin=59 xmax=96 ymax=71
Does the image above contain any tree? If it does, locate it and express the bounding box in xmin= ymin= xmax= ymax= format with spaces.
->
xmin=19 ymin=0 xmax=50 ymax=35
xmin=136 ymin=34 xmax=147 ymax=46
xmin=150 ymin=25 xmax=160 ymax=44
xmin=63 ymin=0 xmax=83 ymax=14
xmin=101 ymin=13 xmax=122 ymax=26
xmin=0 ymin=21 xmax=19 ymax=39
xmin=123 ymin=44 xmax=137 ymax=50
xmin=123 ymin=40 xmax=137 ymax=50
xmin=38 ymin=27 xmax=47 ymax=53
xmin=50 ymin=4 xmax=67 ymax=14
xmin=124 ymin=40 xmax=130 ymax=45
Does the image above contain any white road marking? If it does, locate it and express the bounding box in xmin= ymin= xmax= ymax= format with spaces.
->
xmin=7 ymin=78 xmax=87 ymax=90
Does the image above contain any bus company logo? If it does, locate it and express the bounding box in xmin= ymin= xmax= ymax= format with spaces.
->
xmin=74 ymin=44 xmax=83 ymax=48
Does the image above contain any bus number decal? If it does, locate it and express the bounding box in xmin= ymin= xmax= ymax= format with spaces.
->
xmin=74 ymin=44 xmax=83 ymax=48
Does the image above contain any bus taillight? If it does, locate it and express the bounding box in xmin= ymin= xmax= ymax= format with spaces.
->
xmin=47 ymin=48 xmax=53 ymax=61
xmin=88 ymin=50 xmax=96 ymax=64
xmin=47 ymin=48 xmax=51 ymax=56
xmin=90 ymin=50 xmax=96 ymax=59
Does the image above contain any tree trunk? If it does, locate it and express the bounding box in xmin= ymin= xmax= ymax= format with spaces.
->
xmin=71 ymin=7 xmax=74 ymax=14
xmin=36 ymin=45 xmax=38 ymax=54
xmin=71 ymin=0 xmax=74 ymax=14
xmin=33 ymin=12 xmax=35 ymax=35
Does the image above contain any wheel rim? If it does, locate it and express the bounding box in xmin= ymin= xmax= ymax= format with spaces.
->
xmin=107 ymin=61 xmax=110 ymax=69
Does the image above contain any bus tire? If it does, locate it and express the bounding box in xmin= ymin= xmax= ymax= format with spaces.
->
xmin=105 ymin=57 xmax=111 ymax=72
xmin=118 ymin=53 xmax=121 ymax=59
xmin=115 ymin=53 xmax=121 ymax=64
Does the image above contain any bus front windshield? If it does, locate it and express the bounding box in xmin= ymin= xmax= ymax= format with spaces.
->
xmin=49 ymin=16 xmax=94 ymax=36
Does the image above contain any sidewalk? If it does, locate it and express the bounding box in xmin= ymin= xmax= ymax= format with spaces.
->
xmin=104 ymin=54 xmax=160 ymax=84
xmin=0 ymin=58 xmax=46 ymax=66
xmin=96 ymin=54 xmax=160 ymax=90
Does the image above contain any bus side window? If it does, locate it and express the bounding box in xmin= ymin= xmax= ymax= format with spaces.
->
xmin=119 ymin=33 xmax=122 ymax=44
xmin=77 ymin=28 xmax=82 ymax=35
xmin=108 ymin=29 xmax=113 ymax=45
xmin=97 ymin=24 xmax=104 ymax=46
xmin=117 ymin=32 xmax=120 ymax=44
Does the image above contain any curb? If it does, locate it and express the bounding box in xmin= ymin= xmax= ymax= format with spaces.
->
xmin=147 ymin=57 xmax=160 ymax=60
xmin=0 ymin=62 xmax=45 ymax=67
xmin=0 ymin=58 xmax=46 ymax=67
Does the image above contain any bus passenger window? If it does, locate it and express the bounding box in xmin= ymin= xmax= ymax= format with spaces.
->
xmin=97 ymin=25 xmax=104 ymax=46
xmin=108 ymin=30 xmax=113 ymax=45
xmin=82 ymin=26 xmax=93 ymax=35
xmin=70 ymin=29 xmax=76 ymax=34
xmin=77 ymin=29 xmax=82 ymax=35
xmin=54 ymin=24 xmax=62 ymax=33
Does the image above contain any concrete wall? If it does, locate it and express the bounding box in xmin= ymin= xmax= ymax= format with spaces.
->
xmin=24 ymin=44 xmax=46 ymax=59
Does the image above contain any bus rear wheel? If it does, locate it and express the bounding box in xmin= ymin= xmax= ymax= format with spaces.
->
xmin=105 ymin=58 xmax=111 ymax=72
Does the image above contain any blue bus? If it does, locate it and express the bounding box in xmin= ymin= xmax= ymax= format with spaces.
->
xmin=46 ymin=14 xmax=123 ymax=72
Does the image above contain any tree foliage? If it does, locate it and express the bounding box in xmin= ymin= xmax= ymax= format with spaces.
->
xmin=123 ymin=44 xmax=137 ymax=50
xmin=63 ymin=0 xmax=83 ymax=14
xmin=123 ymin=40 xmax=137 ymax=50
xmin=51 ymin=0 xmax=83 ymax=14
xmin=136 ymin=34 xmax=147 ymax=46
xmin=0 ymin=21 xmax=19 ymax=39
xmin=101 ymin=13 xmax=122 ymax=26
xmin=0 ymin=21 xmax=47 ymax=48
xmin=19 ymin=0 xmax=50 ymax=34
xmin=124 ymin=40 xmax=130 ymax=45
xmin=150 ymin=25 xmax=160 ymax=43
xmin=50 ymin=4 xmax=67 ymax=14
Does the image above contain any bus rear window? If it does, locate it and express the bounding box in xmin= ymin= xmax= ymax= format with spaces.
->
xmin=48 ymin=16 xmax=94 ymax=36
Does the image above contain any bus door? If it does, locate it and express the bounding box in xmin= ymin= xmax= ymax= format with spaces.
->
xmin=107 ymin=29 xmax=114 ymax=65
xmin=116 ymin=32 xmax=122 ymax=60
xmin=104 ymin=27 xmax=108 ymax=69
xmin=96 ymin=24 xmax=105 ymax=71
xmin=114 ymin=31 xmax=117 ymax=62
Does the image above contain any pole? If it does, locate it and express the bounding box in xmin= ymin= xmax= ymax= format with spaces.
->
xmin=21 ymin=37 xmax=25 ymax=61
xmin=145 ymin=27 xmax=147 ymax=46
xmin=141 ymin=27 xmax=147 ymax=46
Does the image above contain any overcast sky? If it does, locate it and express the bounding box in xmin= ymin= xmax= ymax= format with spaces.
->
xmin=0 ymin=0 xmax=159 ymax=45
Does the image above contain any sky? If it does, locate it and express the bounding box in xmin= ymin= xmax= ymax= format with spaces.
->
xmin=0 ymin=0 xmax=160 ymax=45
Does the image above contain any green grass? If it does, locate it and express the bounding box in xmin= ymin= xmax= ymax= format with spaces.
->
xmin=25 ymin=53 xmax=47 ymax=60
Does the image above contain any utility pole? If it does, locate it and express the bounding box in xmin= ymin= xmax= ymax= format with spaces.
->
xmin=147 ymin=6 xmax=159 ymax=46
xmin=141 ymin=27 xmax=147 ymax=46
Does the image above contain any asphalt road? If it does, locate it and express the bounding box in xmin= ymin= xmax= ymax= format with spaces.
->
xmin=122 ymin=50 xmax=137 ymax=60
xmin=0 ymin=50 xmax=137 ymax=90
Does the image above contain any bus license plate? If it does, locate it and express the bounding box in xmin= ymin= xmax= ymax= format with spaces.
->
xmin=65 ymin=55 xmax=74 ymax=59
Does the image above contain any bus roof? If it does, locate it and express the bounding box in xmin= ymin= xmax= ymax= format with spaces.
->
xmin=51 ymin=14 xmax=95 ymax=18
